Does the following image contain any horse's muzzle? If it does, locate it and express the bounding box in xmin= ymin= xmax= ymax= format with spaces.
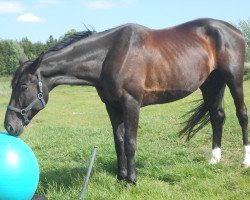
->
xmin=4 ymin=121 xmax=23 ymax=136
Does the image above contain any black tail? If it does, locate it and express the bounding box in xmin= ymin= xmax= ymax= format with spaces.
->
xmin=178 ymin=100 xmax=210 ymax=141
xmin=179 ymin=70 xmax=226 ymax=141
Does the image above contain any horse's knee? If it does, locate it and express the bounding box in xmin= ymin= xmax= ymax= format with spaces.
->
xmin=115 ymin=124 xmax=125 ymax=145
xmin=116 ymin=134 xmax=124 ymax=145
xmin=125 ymin=138 xmax=136 ymax=157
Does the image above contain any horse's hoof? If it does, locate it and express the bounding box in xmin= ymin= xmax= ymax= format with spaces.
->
xmin=242 ymin=146 xmax=250 ymax=168
xmin=117 ymin=170 xmax=127 ymax=181
xmin=209 ymin=148 xmax=221 ymax=165
xmin=241 ymin=161 xmax=250 ymax=168
xmin=126 ymin=173 xmax=137 ymax=184
xmin=117 ymin=175 xmax=126 ymax=181
xmin=209 ymin=158 xmax=220 ymax=165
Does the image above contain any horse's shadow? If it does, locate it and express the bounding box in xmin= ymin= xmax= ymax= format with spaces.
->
xmin=38 ymin=158 xmax=145 ymax=194
xmin=38 ymin=159 xmax=117 ymax=194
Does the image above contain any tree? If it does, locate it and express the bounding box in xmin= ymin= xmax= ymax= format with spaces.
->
xmin=19 ymin=37 xmax=36 ymax=60
xmin=20 ymin=38 xmax=50 ymax=60
xmin=0 ymin=40 xmax=25 ymax=75
xmin=46 ymin=35 xmax=58 ymax=50
xmin=238 ymin=19 xmax=250 ymax=44
xmin=59 ymin=29 xmax=77 ymax=41
xmin=0 ymin=29 xmax=81 ymax=75
xmin=33 ymin=41 xmax=47 ymax=56
xmin=237 ymin=19 xmax=250 ymax=61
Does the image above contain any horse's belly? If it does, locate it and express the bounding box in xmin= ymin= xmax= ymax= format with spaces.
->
xmin=142 ymin=89 xmax=193 ymax=106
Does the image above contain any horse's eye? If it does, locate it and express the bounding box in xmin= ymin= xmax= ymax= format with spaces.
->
xmin=20 ymin=84 xmax=28 ymax=90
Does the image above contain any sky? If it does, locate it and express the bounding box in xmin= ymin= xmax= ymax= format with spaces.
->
xmin=0 ymin=0 xmax=250 ymax=42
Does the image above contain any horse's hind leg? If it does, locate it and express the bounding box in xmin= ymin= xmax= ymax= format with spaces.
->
xmin=222 ymin=68 xmax=249 ymax=167
xmin=200 ymin=70 xmax=226 ymax=164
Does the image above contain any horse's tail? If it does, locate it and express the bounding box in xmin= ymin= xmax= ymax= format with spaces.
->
xmin=178 ymin=100 xmax=210 ymax=141
xmin=179 ymin=69 xmax=227 ymax=141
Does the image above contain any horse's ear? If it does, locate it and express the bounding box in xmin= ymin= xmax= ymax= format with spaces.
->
xmin=30 ymin=52 xmax=45 ymax=74
xmin=19 ymin=56 xmax=28 ymax=66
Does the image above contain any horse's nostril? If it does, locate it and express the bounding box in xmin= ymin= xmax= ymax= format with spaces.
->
xmin=4 ymin=123 xmax=13 ymax=134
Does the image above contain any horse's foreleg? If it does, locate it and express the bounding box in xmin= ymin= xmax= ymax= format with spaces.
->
xmin=122 ymin=92 xmax=140 ymax=184
xmin=105 ymin=104 xmax=127 ymax=180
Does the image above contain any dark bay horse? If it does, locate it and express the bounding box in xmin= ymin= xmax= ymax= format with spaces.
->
xmin=4 ymin=18 xmax=249 ymax=183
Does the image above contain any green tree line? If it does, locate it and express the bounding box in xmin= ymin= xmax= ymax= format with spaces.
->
xmin=238 ymin=19 xmax=250 ymax=61
xmin=0 ymin=29 xmax=77 ymax=76
xmin=0 ymin=20 xmax=250 ymax=76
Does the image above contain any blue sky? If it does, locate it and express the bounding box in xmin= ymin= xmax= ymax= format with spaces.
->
xmin=0 ymin=0 xmax=250 ymax=42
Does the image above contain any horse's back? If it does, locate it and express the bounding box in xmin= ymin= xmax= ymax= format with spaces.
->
xmin=99 ymin=19 xmax=245 ymax=106
xmin=128 ymin=19 xmax=244 ymax=106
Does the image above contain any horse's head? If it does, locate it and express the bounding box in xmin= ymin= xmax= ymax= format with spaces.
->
xmin=4 ymin=54 xmax=49 ymax=136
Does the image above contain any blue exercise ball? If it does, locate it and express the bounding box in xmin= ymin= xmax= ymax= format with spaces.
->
xmin=0 ymin=132 xmax=39 ymax=200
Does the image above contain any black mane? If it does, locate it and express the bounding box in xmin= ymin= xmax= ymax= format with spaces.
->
xmin=48 ymin=30 xmax=95 ymax=52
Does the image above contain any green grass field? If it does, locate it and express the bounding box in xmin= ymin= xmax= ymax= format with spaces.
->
xmin=0 ymin=74 xmax=250 ymax=200
xmin=245 ymin=63 xmax=250 ymax=80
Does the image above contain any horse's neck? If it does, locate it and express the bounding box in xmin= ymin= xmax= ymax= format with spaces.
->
xmin=40 ymin=38 xmax=107 ymax=90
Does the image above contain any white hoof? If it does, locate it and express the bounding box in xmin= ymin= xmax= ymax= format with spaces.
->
xmin=241 ymin=161 xmax=250 ymax=168
xmin=241 ymin=145 xmax=250 ymax=168
xmin=209 ymin=147 xmax=221 ymax=164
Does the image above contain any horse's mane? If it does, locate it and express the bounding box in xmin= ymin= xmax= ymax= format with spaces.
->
xmin=48 ymin=30 xmax=95 ymax=52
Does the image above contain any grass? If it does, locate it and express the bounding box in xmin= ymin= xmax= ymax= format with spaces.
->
xmin=0 ymin=73 xmax=250 ymax=200
xmin=245 ymin=62 xmax=250 ymax=80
